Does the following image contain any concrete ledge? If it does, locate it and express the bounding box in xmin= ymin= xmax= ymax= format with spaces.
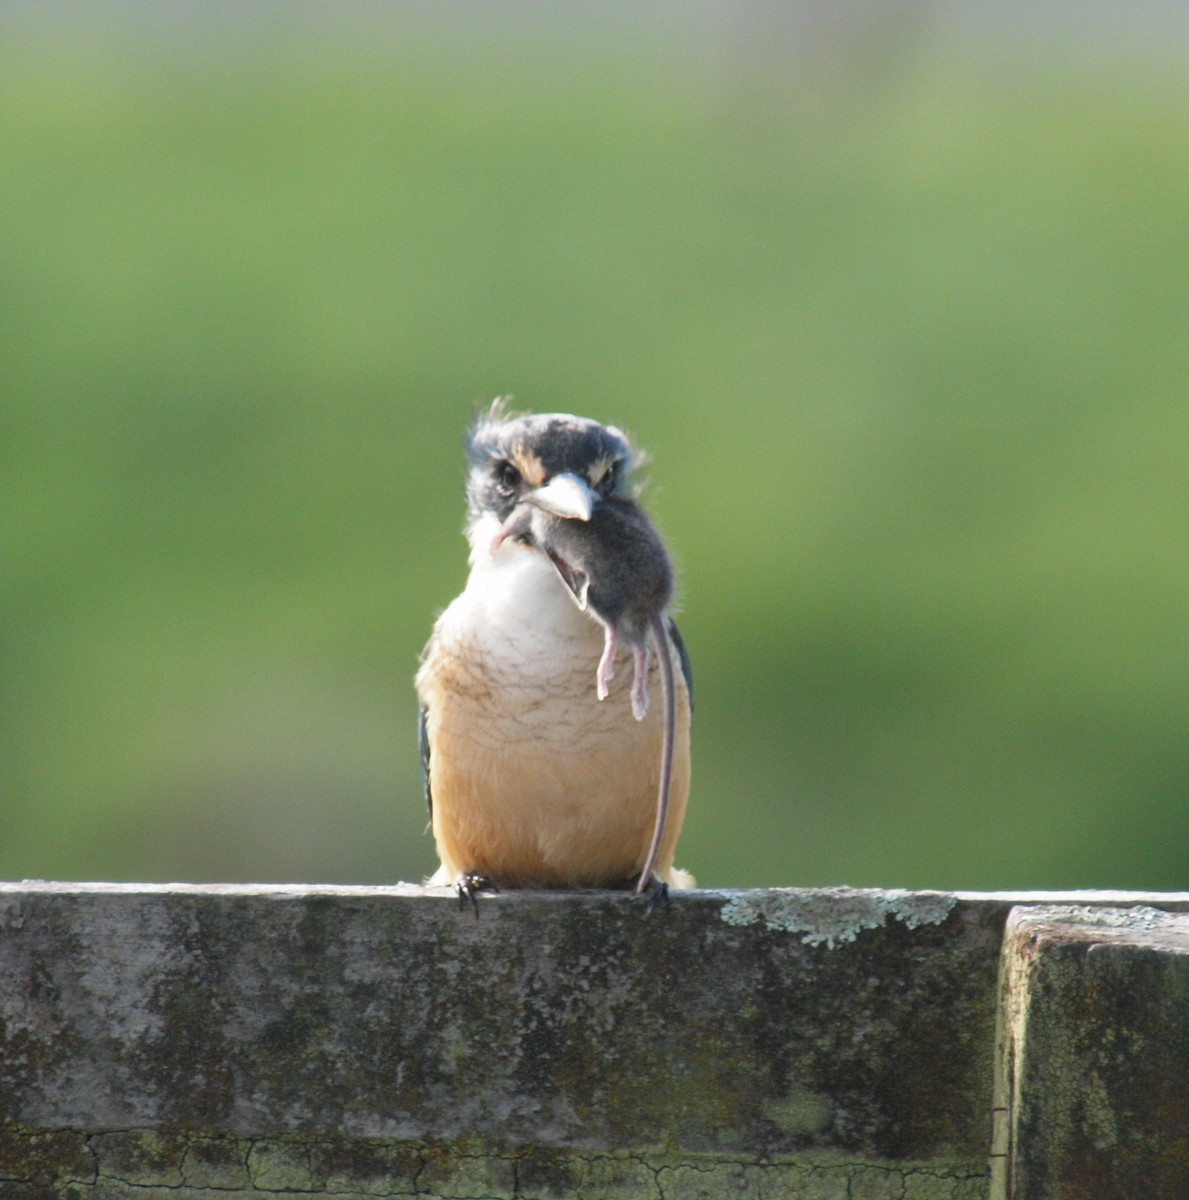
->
xmin=994 ymin=905 xmax=1189 ymax=1200
xmin=1 ymin=883 xmax=1187 ymax=1199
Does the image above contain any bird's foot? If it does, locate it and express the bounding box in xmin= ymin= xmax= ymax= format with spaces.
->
xmin=455 ymin=872 xmax=500 ymax=917
xmin=631 ymin=872 xmax=670 ymax=915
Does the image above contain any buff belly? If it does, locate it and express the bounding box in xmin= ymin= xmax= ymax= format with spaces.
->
xmin=417 ymin=553 xmax=691 ymax=888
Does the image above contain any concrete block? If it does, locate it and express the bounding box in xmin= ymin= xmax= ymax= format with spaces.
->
xmin=1 ymin=882 xmax=1186 ymax=1198
xmin=995 ymin=905 xmax=1189 ymax=1199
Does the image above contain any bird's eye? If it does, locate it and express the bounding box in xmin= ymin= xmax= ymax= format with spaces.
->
xmin=597 ymin=460 xmax=619 ymax=493
xmin=496 ymin=460 xmax=521 ymax=492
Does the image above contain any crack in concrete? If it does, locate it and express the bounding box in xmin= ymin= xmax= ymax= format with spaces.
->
xmin=1 ymin=1133 xmax=996 ymax=1199
xmin=1 ymin=1122 xmax=995 ymax=1200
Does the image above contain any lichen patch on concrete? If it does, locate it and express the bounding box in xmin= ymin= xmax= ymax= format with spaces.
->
xmin=716 ymin=887 xmax=957 ymax=947
xmin=1009 ymin=903 xmax=1189 ymax=950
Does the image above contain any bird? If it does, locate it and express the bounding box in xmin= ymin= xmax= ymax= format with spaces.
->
xmin=415 ymin=400 xmax=693 ymax=910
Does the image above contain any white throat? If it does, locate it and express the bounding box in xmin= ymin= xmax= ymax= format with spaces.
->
xmin=457 ymin=511 xmax=597 ymax=657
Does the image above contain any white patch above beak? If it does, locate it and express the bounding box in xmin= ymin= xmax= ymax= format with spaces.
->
xmin=530 ymin=471 xmax=596 ymax=521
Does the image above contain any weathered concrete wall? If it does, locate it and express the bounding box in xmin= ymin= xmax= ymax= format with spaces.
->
xmin=994 ymin=905 xmax=1189 ymax=1200
xmin=0 ymin=883 xmax=1186 ymax=1199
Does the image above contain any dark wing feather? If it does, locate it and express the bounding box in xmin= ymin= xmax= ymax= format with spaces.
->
xmin=418 ymin=703 xmax=432 ymax=818
xmin=666 ymin=616 xmax=693 ymax=715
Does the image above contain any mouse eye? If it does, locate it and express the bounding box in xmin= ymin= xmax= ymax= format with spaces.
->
xmin=496 ymin=460 xmax=521 ymax=492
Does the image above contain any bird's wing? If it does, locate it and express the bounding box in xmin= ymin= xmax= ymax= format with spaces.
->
xmin=666 ymin=616 xmax=694 ymax=715
xmin=418 ymin=702 xmax=432 ymax=818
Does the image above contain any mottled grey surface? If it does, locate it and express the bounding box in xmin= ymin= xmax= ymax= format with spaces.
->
xmin=1 ymin=884 xmax=1186 ymax=1199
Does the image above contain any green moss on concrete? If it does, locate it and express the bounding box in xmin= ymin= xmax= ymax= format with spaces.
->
xmin=0 ymin=1125 xmax=991 ymax=1199
xmin=0 ymin=1125 xmax=95 ymax=1189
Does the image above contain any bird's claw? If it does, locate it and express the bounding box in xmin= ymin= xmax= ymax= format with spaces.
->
xmin=632 ymin=873 xmax=670 ymax=916
xmin=456 ymin=872 xmax=499 ymax=916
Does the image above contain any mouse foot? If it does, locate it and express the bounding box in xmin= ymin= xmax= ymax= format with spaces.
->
xmin=596 ymin=625 xmax=618 ymax=700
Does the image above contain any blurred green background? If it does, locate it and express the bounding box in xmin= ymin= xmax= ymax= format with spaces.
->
xmin=2 ymin=5 xmax=1186 ymax=891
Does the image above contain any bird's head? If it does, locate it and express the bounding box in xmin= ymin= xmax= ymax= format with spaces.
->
xmin=463 ymin=401 xmax=671 ymax=633
xmin=465 ymin=400 xmax=638 ymax=531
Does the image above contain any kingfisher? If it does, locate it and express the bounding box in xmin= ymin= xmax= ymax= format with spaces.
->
xmin=416 ymin=401 xmax=693 ymax=909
